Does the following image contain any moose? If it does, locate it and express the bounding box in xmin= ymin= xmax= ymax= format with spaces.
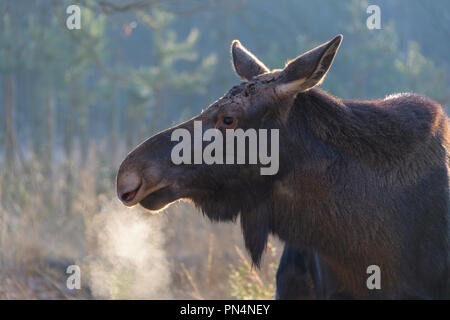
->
xmin=117 ymin=34 xmax=450 ymax=299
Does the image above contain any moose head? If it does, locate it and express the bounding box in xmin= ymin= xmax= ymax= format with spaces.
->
xmin=117 ymin=35 xmax=343 ymax=264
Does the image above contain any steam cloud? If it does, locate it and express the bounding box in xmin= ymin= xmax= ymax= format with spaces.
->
xmin=85 ymin=199 xmax=171 ymax=299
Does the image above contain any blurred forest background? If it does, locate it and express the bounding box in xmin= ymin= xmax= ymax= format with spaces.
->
xmin=0 ymin=0 xmax=449 ymax=299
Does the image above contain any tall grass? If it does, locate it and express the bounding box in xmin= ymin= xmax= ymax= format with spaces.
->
xmin=0 ymin=141 xmax=281 ymax=299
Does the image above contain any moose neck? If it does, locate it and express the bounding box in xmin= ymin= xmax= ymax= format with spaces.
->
xmin=240 ymin=89 xmax=360 ymax=268
xmin=265 ymin=89 xmax=401 ymax=292
xmin=271 ymin=89 xmax=359 ymax=250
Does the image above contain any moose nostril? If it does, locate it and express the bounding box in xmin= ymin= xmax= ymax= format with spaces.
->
xmin=119 ymin=180 xmax=142 ymax=203
xmin=117 ymin=169 xmax=142 ymax=205
xmin=117 ymin=169 xmax=142 ymax=203
xmin=121 ymin=189 xmax=138 ymax=202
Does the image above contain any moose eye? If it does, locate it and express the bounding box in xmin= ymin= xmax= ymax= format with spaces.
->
xmin=215 ymin=115 xmax=237 ymax=129
xmin=223 ymin=116 xmax=234 ymax=125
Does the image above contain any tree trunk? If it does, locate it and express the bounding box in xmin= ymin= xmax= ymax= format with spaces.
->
xmin=44 ymin=86 xmax=55 ymax=179
xmin=108 ymin=90 xmax=118 ymax=160
xmin=79 ymin=104 xmax=89 ymax=164
xmin=64 ymin=89 xmax=75 ymax=217
xmin=4 ymin=74 xmax=16 ymax=170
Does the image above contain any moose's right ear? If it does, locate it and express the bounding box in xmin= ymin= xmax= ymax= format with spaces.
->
xmin=275 ymin=34 xmax=343 ymax=96
xmin=231 ymin=40 xmax=269 ymax=81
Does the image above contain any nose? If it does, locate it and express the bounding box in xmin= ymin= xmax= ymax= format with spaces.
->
xmin=117 ymin=170 xmax=142 ymax=205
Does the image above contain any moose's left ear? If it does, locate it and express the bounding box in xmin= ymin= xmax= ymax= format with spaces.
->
xmin=276 ymin=34 xmax=343 ymax=96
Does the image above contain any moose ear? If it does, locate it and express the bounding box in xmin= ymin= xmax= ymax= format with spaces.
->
xmin=276 ymin=34 xmax=343 ymax=96
xmin=231 ymin=40 xmax=269 ymax=81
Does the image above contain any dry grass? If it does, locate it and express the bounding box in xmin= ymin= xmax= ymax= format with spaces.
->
xmin=0 ymin=141 xmax=281 ymax=300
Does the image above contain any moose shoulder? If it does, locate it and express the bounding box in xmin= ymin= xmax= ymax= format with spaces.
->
xmin=117 ymin=35 xmax=450 ymax=299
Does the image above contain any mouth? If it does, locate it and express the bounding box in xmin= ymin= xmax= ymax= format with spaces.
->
xmin=121 ymin=181 xmax=172 ymax=206
xmin=138 ymin=184 xmax=180 ymax=211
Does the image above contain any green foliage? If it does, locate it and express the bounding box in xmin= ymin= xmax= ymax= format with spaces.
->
xmin=228 ymin=245 xmax=277 ymax=300
xmin=229 ymin=262 xmax=277 ymax=300
xmin=395 ymin=42 xmax=449 ymax=101
xmin=120 ymin=7 xmax=216 ymax=140
xmin=135 ymin=8 xmax=217 ymax=94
